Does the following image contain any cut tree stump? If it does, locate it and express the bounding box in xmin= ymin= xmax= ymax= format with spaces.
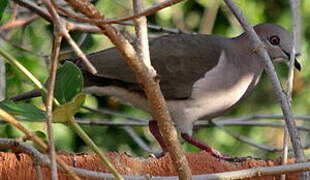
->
xmin=0 ymin=151 xmax=298 ymax=179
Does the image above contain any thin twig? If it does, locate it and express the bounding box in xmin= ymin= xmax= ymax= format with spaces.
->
xmin=121 ymin=22 xmax=193 ymax=34
xmin=199 ymin=0 xmax=220 ymax=34
xmin=11 ymin=0 xmax=97 ymax=74
xmin=66 ymin=117 xmax=124 ymax=180
xmin=41 ymin=2 xmax=62 ymax=179
xmin=0 ymin=49 xmax=44 ymax=89
xmin=123 ymin=126 xmax=161 ymax=155
xmin=55 ymin=0 xmax=185 ymax=25
xmin=0 ymin=15 xmax=38 ymax=30
xmin=11 ymin=0 xmax=191 ymax=35
xmin=83 ymin=106 xmax=149 ymax=122
xmin=4 ymin=117 xmax=309 ymax=132
xmin=282 ymin=0 xmax=303 ymax=179
xmin=223 ymin=0 xmax=306 ymax=173
xmin=11 ymin=0 xmax=52 ymax=21
xmin=133 ymin=0 xmax=152 ymax=68
xmin=0 ymin=33 xmax=47 ymax=57
xmin=211 ymin=120 xmax=282 ymax=152
xmin=0 ymin=138 xmax=47 ymax=165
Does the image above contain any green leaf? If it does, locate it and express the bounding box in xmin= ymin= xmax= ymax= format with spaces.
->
xmin=0 ymin=0 xmax=8 ymax=21
xmin=54 ymin=61 xmax=83 ymax=104
xmin=53 ymin=93 xmax=86 ymax=123
xmin=34 ymin=130 xmax=47 ymax=139
xmin=0 ymin=100 xmax=45 ymax=120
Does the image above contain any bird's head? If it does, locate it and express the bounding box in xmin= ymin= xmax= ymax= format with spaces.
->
xmin=254 ymin=23 xmax=301 ymax=71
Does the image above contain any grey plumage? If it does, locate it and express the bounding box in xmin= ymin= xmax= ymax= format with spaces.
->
xmin=76 ymin=23 xmax=300 ymax=135
xmin=11 ymin=23 xmax=301 ymax=136
xmin=73 ymin=34 xmax=225 ymax=99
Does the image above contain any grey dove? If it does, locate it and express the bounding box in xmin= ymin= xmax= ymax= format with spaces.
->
xmin=11 ymin=23 xmax=301 ymax=160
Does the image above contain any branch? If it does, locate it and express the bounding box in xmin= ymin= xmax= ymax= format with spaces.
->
xmin=11 ymin=0 xmax=97 ymax=74
xmin=282 ymin=0 xmax=302 ymax=179
xmin=199 ymin=0 xmax=220 ymax=34
xmin=40 ymin=1 xmax=65 ymax=178
xmin=0 ymin=15 xmax=38 ymax=30
xmin=123 ymin=126 xmax=161 ymax=155
xmin=54 ymin=0 xmax=185 ymax=25
xmin=10 ymin=0 xmax=191 ymax=35
xmin=0 ymin=33 xmax=47 ymax=57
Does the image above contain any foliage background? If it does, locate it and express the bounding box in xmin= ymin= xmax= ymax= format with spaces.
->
xmin=0 ymin=0 xmax=309 ymax=159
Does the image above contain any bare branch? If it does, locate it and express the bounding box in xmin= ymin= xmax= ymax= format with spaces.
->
xmin=123 ymin=127 xmax=161 ymax=155
xmin=40 ymin=1 xmax=65 ymax=178
xmin=11 ymin=0 xmax=52 ymax=21
xmin=199 ymin=0 xmax=220 ymax=34
xmin=55 ymin=0 xmax=185 ymax=25
xmin=0 ymin=15 xmax=38 ymax=30
xmin=133 ymin=0 xmax=152 ymax=68
xmin=282 ymin=1 xmax=303 ymax=179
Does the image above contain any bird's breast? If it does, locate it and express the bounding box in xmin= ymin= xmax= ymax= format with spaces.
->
xmin=186 ymin=52 xmax=258 ymax=120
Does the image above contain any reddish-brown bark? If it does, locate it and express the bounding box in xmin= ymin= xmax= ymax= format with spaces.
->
xmin=0 ymin=151 xmax=298 ymax=179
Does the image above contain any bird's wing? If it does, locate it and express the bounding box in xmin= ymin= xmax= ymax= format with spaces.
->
xmin=73 ymin=34 xmax=225 ymax=99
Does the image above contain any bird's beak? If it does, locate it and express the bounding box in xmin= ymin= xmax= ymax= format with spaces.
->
xmin=284 ymin=51 xmax=302 ymax=71
xmin=294 ymin=58 xmax=301 ymax=71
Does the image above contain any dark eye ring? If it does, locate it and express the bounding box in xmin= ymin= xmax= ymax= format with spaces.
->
xmin=269 ymin=35 xmax=280 ymax=45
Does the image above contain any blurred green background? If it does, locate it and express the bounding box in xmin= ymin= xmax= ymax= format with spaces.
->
xmin=0 ymin=0 xmax=309 ymax=159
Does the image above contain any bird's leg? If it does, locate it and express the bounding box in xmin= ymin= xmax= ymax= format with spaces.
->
xmin=181 ymin=133 xmax=245 ymax=162
xmin=148 ymin=120 xmax=168 ymax=152
xmin=149 ymin=120 xmax=245 ymax=161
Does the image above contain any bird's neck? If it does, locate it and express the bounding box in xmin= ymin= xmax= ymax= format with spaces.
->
xmin=229 ymin=33 xmax=266 ymax=72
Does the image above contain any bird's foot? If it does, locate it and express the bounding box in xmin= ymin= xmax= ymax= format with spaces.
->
xmin=181 ymin=133 xmax=247 ymax=162
xmin=148 ymin=120 xmax=168 ymax=152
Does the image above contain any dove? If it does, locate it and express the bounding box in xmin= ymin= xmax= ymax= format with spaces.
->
xmin=10 ymin=23 xmax=301 ymax=160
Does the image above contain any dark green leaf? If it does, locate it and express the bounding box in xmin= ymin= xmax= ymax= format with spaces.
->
xmin=55 ymin=61 xmax=83 ymax=104
xmin=0 ymin=100 xmax=45 ymax=120
xmin=0 ymin=0 xmax=8 ymax=21
xmin=35 ymin=130 xmax=47 ymax=139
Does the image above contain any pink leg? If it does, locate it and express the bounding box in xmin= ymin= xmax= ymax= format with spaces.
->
xmin=148 ymin=120 xmax=167 ymax=152
xmin=181 ymin=133 xmax=245 ymax=162
xmin=149 ymin=121 xmax=245 ymax=162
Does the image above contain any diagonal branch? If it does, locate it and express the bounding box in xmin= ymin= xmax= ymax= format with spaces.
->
xmin=54 ymin=0 xmax=185 ymax=25
xmin=0 ymin=15 xmax=38 ymax=30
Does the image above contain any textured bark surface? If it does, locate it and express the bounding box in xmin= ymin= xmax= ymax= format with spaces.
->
xmin=0 ymin=151 xmax=298 ymax=179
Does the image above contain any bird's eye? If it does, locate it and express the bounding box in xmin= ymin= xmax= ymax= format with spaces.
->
xmin=269 ymin=35 xmax=280 ymax=45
